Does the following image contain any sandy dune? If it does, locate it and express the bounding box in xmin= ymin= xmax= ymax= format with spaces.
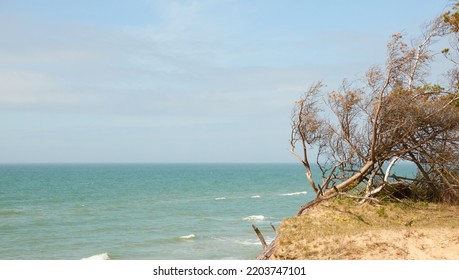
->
xmin=270 ymin=201 xmax=459 ymax=260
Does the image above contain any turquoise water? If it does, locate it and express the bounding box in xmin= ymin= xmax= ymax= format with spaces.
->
xmin=0 ymin=163 xmax=316 ymax=260
xmin=0 ymin=163 xmax=418 ymax=260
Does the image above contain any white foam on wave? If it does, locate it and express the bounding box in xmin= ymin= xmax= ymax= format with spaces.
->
xmin=281 ymin=191 xmax=307 ymax=196
xmin=236 ymin=239 xmax=261 ymax=246
xmin=81 ymin=253 xmax=110 ymax=260
xmin=179 ymin=234 xmax=196 ymax=239
xmin=242 ymin=215 xmax=265 ymax=221
xmin=251 ymin=195 xmax=261 ymax=198
xmin=235 ymin=236 xmax=275 ymax=246
xmin=215 ymin=197 xmax=226 ymax=200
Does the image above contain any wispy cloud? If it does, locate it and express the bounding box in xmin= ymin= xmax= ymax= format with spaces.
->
xmin=0 ymin=0 xmax=447 ymax=162
xmin=0 ymin=4 xmax=321 ymax=118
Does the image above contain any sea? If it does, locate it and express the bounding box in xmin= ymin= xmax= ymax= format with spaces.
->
xmin=0 ymin=163 xmax=418 ymax=260
xmin=0 ymin=163 xmax=316 ymax=260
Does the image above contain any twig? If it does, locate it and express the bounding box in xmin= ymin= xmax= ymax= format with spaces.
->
xmin=270 ymin=223 xmax=276 ymax=233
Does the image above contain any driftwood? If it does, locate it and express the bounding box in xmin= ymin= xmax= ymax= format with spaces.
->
xmin=252 ymin=224 xmax=267 ymax=250
xmin=256 ymin=191 xmax=341 ymax=259
xmin=256 ymin=236 xmax=277 ymax=260
xmin=270 ymin=222 xmax=276 ymax=233
xmin=252 ymin=224 xmax=280 ymax=260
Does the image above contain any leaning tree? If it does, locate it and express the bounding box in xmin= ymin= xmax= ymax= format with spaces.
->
xmin=290 ymin=6 xmax=459 ymax=215
xmin=256 ymin=4 xmax=459 ymax=260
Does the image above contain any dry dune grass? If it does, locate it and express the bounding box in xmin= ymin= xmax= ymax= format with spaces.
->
xmin=272 ymin=198 xmax=459 ymax=260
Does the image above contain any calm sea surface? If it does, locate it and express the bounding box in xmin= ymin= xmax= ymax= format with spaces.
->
xmin=0 ymin=163 xmax=316 ymax=260
xmin=0 ymin=163 xmax=416 ymax=260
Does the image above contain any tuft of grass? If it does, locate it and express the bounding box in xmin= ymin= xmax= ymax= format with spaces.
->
xmin=377 ymin=207 xmax=387 ymax=218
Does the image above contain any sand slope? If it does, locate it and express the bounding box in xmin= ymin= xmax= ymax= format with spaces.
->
xmin=271 ymin=200 xmax=459 ymax=260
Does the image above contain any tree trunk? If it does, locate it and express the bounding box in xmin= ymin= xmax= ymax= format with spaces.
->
xmin=323 ymin=160 xmax=374 ymax=196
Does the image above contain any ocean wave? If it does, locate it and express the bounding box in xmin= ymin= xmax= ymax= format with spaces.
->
xmin=81 ymin=253 xmax=110 ymax=260
xmin=0 ymin=209 xmax=23 ymax=216
xmin=215 ymin=197 xmax=226 ymax=200
xmin=242 ymin=215 xmax=264 ymax=221
xmin=280 ymin=191 xmax=307 ymax=196
xmin=250 ymin=195 xmax=261 ymax=198
xmin=235 ymin=236 xmax=275 ymax=246
xmin=212 ymin=236 xmax=262 ymax=246
xmin=179 ymin=234 xmax=196 ymax=239
xmin=235 ymin=239 xmax=261 ymax=246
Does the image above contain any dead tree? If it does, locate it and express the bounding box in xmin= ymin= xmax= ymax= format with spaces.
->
xmin=290 ymin=12 xmax=459 ymax=216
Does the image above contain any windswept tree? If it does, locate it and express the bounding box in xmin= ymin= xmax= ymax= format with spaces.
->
xmin=291 ymin=6 xmax=459 ymax=215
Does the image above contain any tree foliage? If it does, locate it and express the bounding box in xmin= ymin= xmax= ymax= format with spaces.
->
xmin=291 ymin=5 xmax=459 ymax=215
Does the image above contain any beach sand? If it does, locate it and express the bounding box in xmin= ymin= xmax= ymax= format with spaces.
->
xmin=270 ymin=200 xmax=459 ymax=260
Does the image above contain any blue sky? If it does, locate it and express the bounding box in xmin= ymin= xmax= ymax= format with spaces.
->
xmin=0 ymin=0 xmax=452 ymax=163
